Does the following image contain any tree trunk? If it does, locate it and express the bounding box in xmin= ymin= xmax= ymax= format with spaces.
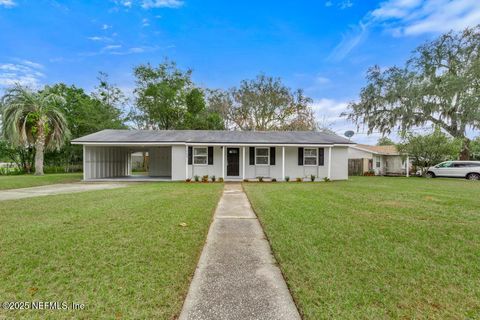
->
xmin=34 ymin=120 xmax=46 ymax=176
xmin=459 ymin=137 xmax=471 ymax=160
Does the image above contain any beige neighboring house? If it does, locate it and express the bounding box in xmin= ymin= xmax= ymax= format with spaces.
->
xmin=348 ymin=144 xmax=409 ymax=176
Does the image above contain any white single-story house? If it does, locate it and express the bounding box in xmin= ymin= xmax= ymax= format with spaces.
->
xmin=72 ymin=129 xmax=354 ymax=181
xmin=348 ymin=144 xmax=409 ymax=176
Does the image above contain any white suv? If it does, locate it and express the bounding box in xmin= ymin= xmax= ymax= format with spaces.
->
xmin=426 ymin=161 xmax=480 ymax=180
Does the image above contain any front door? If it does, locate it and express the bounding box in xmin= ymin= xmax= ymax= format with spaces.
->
xmin=227 ymin=148 xmax=240 ymax=176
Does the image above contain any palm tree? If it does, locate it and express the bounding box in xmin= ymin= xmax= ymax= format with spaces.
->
xmin=1 ymin=85 xmax=70 ymax=175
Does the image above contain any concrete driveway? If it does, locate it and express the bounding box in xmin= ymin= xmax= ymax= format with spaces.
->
xmin=0 ymin=183 xmax=126 ymax=201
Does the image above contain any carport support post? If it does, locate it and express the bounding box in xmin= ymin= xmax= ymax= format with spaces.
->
xmin=83 ymin=145 xmax=86 ymax=181
xmin=327 ymin=146 xmax=332 ymax=179
xmin=406 ymin=155 xmax=410 ymax=177
xmin=242 ymin=146 xmax=245 ymax=180
xmin=282 ymin=146 xmax=285 ymax=181
xmin=222 ymin=146 xmax=225 ymax=179
xmin=185 ymin=145 xmax=188 ymax=180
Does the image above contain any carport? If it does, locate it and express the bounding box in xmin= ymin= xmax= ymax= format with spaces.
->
xmin=82 ymin=145 xmax=172 ymax=181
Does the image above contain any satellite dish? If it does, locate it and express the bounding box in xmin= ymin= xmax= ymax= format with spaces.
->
xmin=344 ymin=130 xmax=355 ymax=139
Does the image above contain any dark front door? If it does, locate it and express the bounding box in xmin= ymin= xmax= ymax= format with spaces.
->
xmin=227 ymin=148 xmax=240 ymax=176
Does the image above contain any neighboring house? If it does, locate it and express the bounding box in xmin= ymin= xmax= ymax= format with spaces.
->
xmin=348 ymin=144 xmax=409 ymax=176
xmin=72 ymin=129 xmax=354 ymax=181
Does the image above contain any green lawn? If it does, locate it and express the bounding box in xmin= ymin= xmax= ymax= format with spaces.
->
xmin=0 ymin=173 xmax=83 ymax=190
xmin=244 ymin=177 xmax=480 ymax=319
xmin=0 ymin=182 xmax=223 ymax=319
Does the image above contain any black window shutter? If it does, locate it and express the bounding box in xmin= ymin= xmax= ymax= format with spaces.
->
xmin=319 ymin=148 xmax=325 ymax=166
xmin=249 ymin=147 xmax=255 ymax=165
xmin=188 ymin=147 xmax=192 ymax=165
xmin=298 ymin=147 xmax=304 ymax=166
xmin=270 ymin=147 xmax=276 ymax=165
xmin=208 ymin=147 xmax=214 ymax=165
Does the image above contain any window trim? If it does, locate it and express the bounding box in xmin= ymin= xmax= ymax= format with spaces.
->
xmin=255 ymin=147 xmax=270 ymax=166
xmin=303 ymin=148 xmax=318 ymax=166
xmin=193 ymin=147 xmax=208 ymax=166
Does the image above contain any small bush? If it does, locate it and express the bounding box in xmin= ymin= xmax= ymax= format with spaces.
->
xmin=243 ymin=179 xmax=249 ymax=182
xmin=194 ymin=175 xmax=200 ymax=182
xmin=44 ymin=165 xmax=83 ymax=174
xmin=285 ymin=176 xmax=290 ymax=182
xmin=258 ymin=176 xmax=264 ymax=182
xmin=310 ymin=174 xmax=316 ymax=182
xmin=211 ymin=175 xmax=216 ymax=182
xmin=296 ymin=177 xmax=303 ymax=182
xmin=363 ymin=170 xmax=375 ymax=176
xmin=271 ymin=178 xmax=277 ymax=182
xmin=202 ymin=175 xmax=209 ymax=182
xmin=218 ymin=177 xmax=224 ymax=182
xmin=323 ymin=177 xmax=331 ymax=182
xmin=185 ymin=178 xmax=191 ymax=182
xmin=0 ymin=167 xmax=24 ymax=175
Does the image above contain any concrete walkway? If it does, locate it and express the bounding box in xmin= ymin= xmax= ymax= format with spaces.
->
xmin=0 ymin=183 xmax=126 ymax=201
xmin=179 ymin=183 xmax=301 ymax=320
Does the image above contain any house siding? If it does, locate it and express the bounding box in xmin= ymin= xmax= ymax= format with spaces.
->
xmin=176 ymin=146 xmax=346 ymax=181
xmin=149 ymin=146 xmax=172 ymax=177
xmin=171 ymin=145 xmax=187 ymax=180
xmin=83 ymin=144 xmax=349 ymax=181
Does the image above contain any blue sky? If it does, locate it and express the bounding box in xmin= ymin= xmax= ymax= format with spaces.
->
xmin=1 ymin=0 xmax=480 ymax=143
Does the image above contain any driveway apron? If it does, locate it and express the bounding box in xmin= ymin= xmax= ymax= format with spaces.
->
xmin=0 ymin=183 xmax=125 ymax=201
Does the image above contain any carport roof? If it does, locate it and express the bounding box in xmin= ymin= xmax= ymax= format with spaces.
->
xmin=72 ymin=129 xmax=353 ymax=145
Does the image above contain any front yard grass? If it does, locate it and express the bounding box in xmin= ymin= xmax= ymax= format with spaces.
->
xmin=0 ymin=182 xmax=223 ymax=319
xmin=0 ymin=173 xmax=83 ymax=190
xmin=244 ymin=177 xmax=480 ymax=319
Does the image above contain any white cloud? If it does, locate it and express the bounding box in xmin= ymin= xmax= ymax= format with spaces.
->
xmin=324 ymin=0 xmax=353 ymax=10
xmin=142 ymin=18 xmax=150 ymax=27
xmin=330 ymin=0 xmax=480 ymax=60
xmin=111 ymin=0 xmax=183 ymax=9
xmin=339 ymin=0 xmax=353 ymax=9
xmin=0 ymin=0 xmax=16 ymax=8
xmin=103 ymin=44 xmax=122 ymax=50
xmin=102 ymin=24 xmax=112 ymax=30
xmin=16 ymin=59 xmax=44 ymax=70
xmin=0 ymin=60 xmax=45 ymax=88
xmin=310 ymin=98 xmax=349 ymax=115
xmin=328 ymin=22 xmax=369 ymax=61
xmin=314 ymin=76 xmax=331 ymax=85
xmin=79 ymin=45 xmax=155 ymax=56
xmin=309 ymin=98 xmax=402 ymax=143
xmin=141 ymin=0 xmax=183 ymax=9
xmin=128 ymin=47 xmax=145 ymax=53
xmin=373 ymin=0 xmax=480 ymax=36
xmin=87 ymin=36 xmax=113 ymax=42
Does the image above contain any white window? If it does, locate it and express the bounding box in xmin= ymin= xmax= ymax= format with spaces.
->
xmin=255 ymin=147 xmax=269 ymax=165
xmin=193 ymin=147 xmax=208 ymax=165
xmin=304 ymin=148 xmax=318 ymax=166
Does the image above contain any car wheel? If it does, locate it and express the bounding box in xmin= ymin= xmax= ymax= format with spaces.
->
xmin=466 ymin=173 xmax=480 ymax=180
xmin=425 ymin=172 xmax=435 ymax=178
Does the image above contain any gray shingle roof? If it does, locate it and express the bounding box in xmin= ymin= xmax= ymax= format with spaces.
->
xmin=72 ymin=129 xmax=353 ymax=145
